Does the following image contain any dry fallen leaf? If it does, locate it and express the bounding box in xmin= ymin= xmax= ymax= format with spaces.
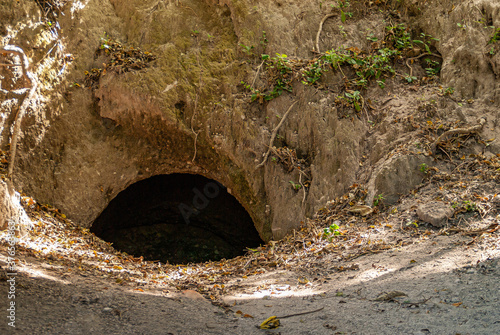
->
xmin=259 ymin=316 xmax=280 ymax=329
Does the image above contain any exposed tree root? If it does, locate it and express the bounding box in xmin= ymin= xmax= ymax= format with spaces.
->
xmin=315 ymin=14 xmax=336 ymax=54
xmin=255 ymin=100 xmax=298 ymax=169
xmin=405 ymin=52 xmax=442 ymax=77
xmin=0 ymin=46 xmax=37 ymax=179
xmin=431 ymin=118 xmax=486 ymax=154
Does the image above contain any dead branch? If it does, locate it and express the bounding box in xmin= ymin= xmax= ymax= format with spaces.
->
xmin=431 ymin=118 xmax=486 ymax=154
xmin=315 ymin=14 xmax=336 ymax=54
xmin=255 ymin=100 xmax=298 ymax=169
xmin=277 ymin=307 xmax=324 ymax=319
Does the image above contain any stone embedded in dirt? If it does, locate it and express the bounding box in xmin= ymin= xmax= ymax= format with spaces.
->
xmin=347 ymin=205 xmax=373 ymax=216
xmin=416 ymin=202 xmax=455 ymax=227
xmin=181 ymin=289 xmax=206 ymax=301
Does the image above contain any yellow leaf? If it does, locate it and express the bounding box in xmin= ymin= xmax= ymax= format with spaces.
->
xmin=452 ymin=302 xmax=462 ymax=307
xmin=410 ymin=259 xmax=416 ymax=263
xmin=298 ymin=277 xmax=309 ymax=284
xmin=260 ymin=316 xmax=280 ymax=329
xmin=113 ymin=265 xmax=123 ymax=270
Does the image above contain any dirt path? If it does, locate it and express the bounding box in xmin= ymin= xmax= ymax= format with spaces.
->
xmin=1 ymin=223 xmax=499 ymax=335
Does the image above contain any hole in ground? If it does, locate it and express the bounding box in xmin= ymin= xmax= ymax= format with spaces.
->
xmin=91 ymin=174 xmax=263 ymax=264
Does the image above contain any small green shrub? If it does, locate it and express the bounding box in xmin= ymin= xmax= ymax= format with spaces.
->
xmin=373 ymin=194 xmax=384 ymax=207
xmin=323 ymin=223 xmax=341 ymax=240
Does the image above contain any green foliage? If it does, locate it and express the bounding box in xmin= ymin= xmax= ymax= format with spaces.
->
xmin=419 ymin=163 xmax=428 ymax=174
xmin=263 ymin=53 xmax=293 ymax=99
xmin=424 ymin=58 xmax=441 ymax=76
xmin=489 ymin=27 xmax=500 ymax=44
xmin=334 ymin=0 xmax=350 ymax=8
xmin=260 ymin=31 xmax=268 ymax=53
xmin=340 ymin=90 xmax=362 ymax=111
xmin=373 ymin=194 xmax=384 ymax=207
xmin=240 ymin=43 xmax=254 ymax=56
xmin=457 ymin=21 xmax=467 ymax=30
xmin=386 ymin=23 xmax=413 ymax=50
xmin=443 ymin=87 xmax=455 ymax=95
xmin=323 ymin=47 xmax=397 ymax=89
xmin=323 ymin=223 xmax=341 ymax=240
xmin=367 ymin=33 xmax=378 ymax=42
xmin=404 ymin=74 xmax=417 ymax=83
xmin=406 ymin=221 xmax=419 ymax=228
xmin=242 ymin=22 xmax=440 ymax=104
xmin=302 ymin=60 xmax=323 ymax=85
xmin=463 ymin=200 xmax=477 ymax=212
xmin=452 ymin=200 xmax=478 ymax=212
xmin=289 ymin=180 xmax=302 ymax=191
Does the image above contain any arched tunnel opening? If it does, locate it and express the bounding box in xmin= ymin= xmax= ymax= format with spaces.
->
xmin=90 ymin=174 xmax=264 ymax=264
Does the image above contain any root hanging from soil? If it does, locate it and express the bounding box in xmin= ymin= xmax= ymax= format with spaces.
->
xmin=315 ymin=14 xmax=336 ymax=53
xmin=431 ymin=118 xmax=486 ymax=154
xmin=255 ymin=100 xmax=298 ymax=169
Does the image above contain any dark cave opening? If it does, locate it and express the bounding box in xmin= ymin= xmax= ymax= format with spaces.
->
xmin=91 ymin=174 xmax=263 ymax=264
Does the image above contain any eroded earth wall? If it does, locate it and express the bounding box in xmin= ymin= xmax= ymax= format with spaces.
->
xmin=1 ymin=0 xmax=499 ymax=240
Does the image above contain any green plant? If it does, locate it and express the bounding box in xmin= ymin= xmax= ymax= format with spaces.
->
xmin=338 ymin=90 xmax=362 ymax=111
xmin=419 ymin=163 xmax=428 ymax=174
xmin=412 ymin=32 xmax=439 ymax=54
xmin=489 ymin=27 xmax=500 ymax=44
xmin=443 ymin=87 xmax=455 ymax=95
xmin=424 ymin=58 xmax=441 ymax=76
xmin=406 ymin=221 xmax=419 ymax=228
xmin=323 ymin=223 xmax=341 ymax=239
xmin=338 ymin=25 xmax=347 ymax=38
xmin=373 ymin=194 xmax=384 ymax=206
xmin=404 ymin=74 xmax=417 ymax=83
xmin=302 ymin=60 xmax=323 ymax=85
xmin=377 ymin=79 xmax=385 ymax=89
xmin=289 ymin=180 xmax=302 ymax=191
xmin=240 ymin=43 xmax=254 ymax=56
xmin=367 ymin=33 xmax=378 ymax=42
xmin=386 ymin=23 xmax=412 ymax=50
xmin=489 ymin=47 xmax=496 ymax=56
xmin=457 ymin=21 xmax=467 ymax=30
xmin=463 ymin=200 xmax=477 ymax=212
xmin=261 ymin=53 xmax=293 ymax=100
xmin=260 ymin=31 xmax=268 ymax=53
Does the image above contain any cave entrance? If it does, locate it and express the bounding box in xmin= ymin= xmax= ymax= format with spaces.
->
xmin=91 ymin=174 xmax=263 ymax=264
